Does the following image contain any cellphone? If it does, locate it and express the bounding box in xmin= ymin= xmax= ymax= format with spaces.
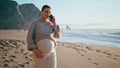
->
xmin=49 ymin=15 xmax=53 ymax=21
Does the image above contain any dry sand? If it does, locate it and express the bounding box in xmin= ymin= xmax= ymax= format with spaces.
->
xmin=0 ymin=30 xmax=120 ymax=68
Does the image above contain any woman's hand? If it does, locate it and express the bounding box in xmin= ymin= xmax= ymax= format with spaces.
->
xmin=32 ymin=48 xmax=43 ymax=59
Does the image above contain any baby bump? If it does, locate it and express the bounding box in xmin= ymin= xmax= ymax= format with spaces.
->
xmin=36 ymin=39 xmax=55 ymax=56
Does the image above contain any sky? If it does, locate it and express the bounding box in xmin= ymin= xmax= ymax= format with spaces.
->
xmin=15 ymin=0 xmax=120 ymax=29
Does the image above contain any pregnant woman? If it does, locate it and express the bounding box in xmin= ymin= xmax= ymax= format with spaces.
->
xmin=27 ymin=5 xmax=61 ymax=68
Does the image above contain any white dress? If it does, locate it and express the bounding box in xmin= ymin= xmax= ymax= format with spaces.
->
xmin=32 ymin=39 xmax=57 ymax=68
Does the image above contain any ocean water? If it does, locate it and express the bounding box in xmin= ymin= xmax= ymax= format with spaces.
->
xmin=57 ymin=29 xmax=120 ymax=48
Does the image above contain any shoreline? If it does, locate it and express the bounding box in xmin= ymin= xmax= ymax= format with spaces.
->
xmin=0 ymin=29 xmax=120 ymax=48
xmin=58 ymin=41 xmax=120 ymax=48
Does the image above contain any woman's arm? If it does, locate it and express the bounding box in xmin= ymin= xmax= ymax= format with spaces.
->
xmin=27 ymin=22 xmax=37 ymax=51
xmin=27 ymin=22 xmax=43 ymax=58
xmin=50 ymin=15 xmax=62 ymax=38
xmin=53 ymin=25 xmax=62 ymax=38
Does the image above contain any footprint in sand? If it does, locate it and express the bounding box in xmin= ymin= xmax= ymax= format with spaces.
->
xmin=96 ymin=49 xmax=102 ymax=53
xmin=24 ymin=61 xmax=29 ymax=64
xmin=66 ymin=45 xmax=72 ymax=48
xmin=106 ymin=54 xmax=120 ymax=62
xmin=86 ymin=57 xmax=99 ymax=66
xmin=4 ymin=60 xmax=10 ymax=63
xmin=103 ymin=51 xmax=111 ymax=56
xmin=112 ymin=57 xmax=118 ymax=60
xmin=80 ymin=49 xmax=87 ymax=53
xmin=73 ymin=47 xmax=80 ymax=52
xmin=102 ymin=51 xmax=119 ymax=61
xmin=20 ymin=49 xmax=24 ymax=53
xmin=81 ymin=54 xmax=84 ymax=57
xmin=92 ymin=62 xmax=98 ymax=65
xmin=77 ymin=51 xmax=80 ymax=54
xmin=115 ymin=54 xmax=120 ymax=57
xmin=10 ymin=58 xmax=14 ymax=62
xmin=89 ymin=59 xmax=99 ymax=66
xmin=20 ymin=40 xmax=26 ymax=45
xmin=10 ymin=55 xmax=16 ymax=58
xmin=23 ymin=51 xmax=29 ymax=55
xmin=0 ymin=39 xmax=35 ymax=68
xmin=18 ymin=63 xmax=25 ymax=68
xmin=14 ymin=50 xmax=19 ymax=54
xmin=86 ymin=46 xmax=93 ymax=50
xmin=2 ymin=56 xmax=6 ymax=59
xmin=88 ymin=58 xmax=92 ymax=61
xmin=3 ymin=63 xmax=9 ymax=68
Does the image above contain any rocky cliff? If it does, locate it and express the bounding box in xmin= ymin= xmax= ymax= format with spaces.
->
xmin=0 ymin=0 xmax=40 ymax=29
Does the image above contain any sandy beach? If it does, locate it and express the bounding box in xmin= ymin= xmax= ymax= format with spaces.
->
xmin=0 ymin=30 xmax=120 ymax=68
